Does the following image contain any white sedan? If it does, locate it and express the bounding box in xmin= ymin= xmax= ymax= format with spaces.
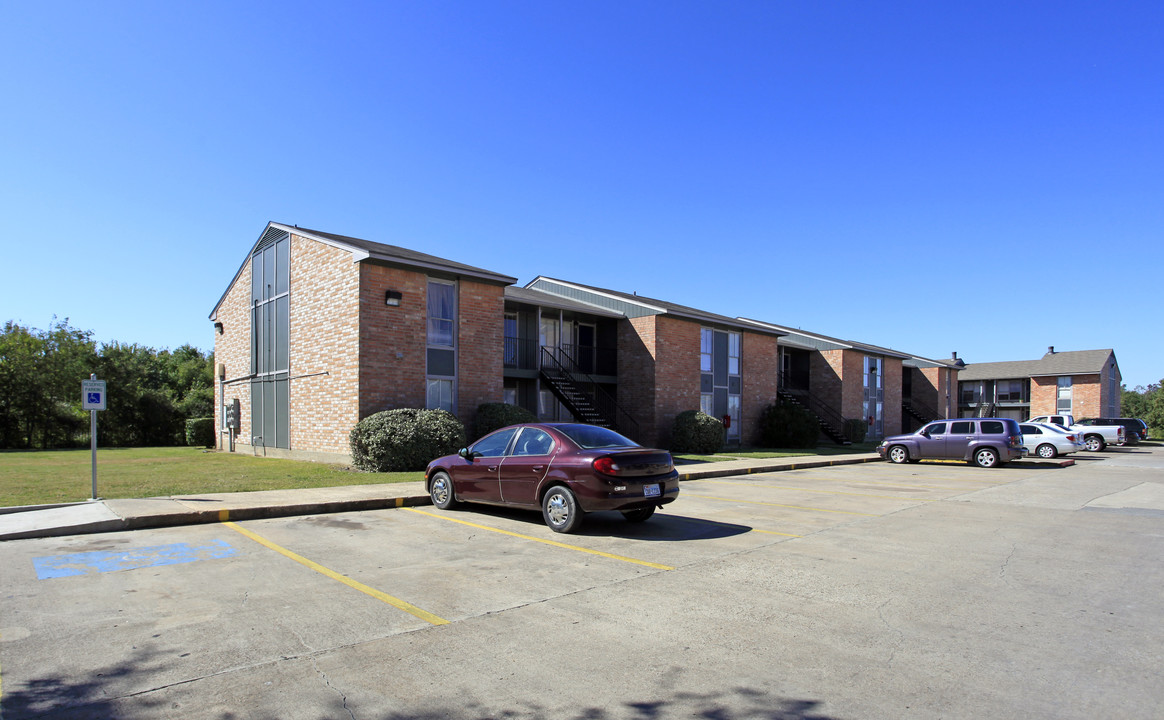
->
xmin=1018 ymin=422 xmax=1085 ymax=459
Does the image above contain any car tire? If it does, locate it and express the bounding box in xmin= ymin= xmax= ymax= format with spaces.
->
xmin=973 ymin=447 xmax=1000 ymax=468
xmin=1035 ymin=443 xmax=1058 ymax=459
xmin=542 ymin=486 xmax=584 ymax=533
xmin=620 ymin=506 xmax=656 ymax=523
xmin=1084 ymin=435 xmax=1105 ymax=452
xmin=887 ymin=445 xmax=910 ymax=464
xmin=429 ymin=471 xmax=458 ymax=509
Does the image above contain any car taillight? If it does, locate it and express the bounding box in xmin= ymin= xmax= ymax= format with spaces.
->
xmin=1066 ymin=434 xmax=1076 ymax=442
xmin=1009 ymin=434 xmax=1021 ymax=447
xmin=593 ymin=457 xmax=619 ymax=475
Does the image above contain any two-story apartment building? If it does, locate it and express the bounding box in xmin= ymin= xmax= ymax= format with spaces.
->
xmin=956 ymin=347 xmax=1121 ymax=421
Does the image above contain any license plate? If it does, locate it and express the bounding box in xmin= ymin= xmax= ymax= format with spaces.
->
xmin=643 ymin=484 xmax=661 ymax=498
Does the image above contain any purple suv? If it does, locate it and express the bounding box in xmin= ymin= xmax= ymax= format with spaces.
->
xmin=878 ymin=418 xmax=1024 ymax=468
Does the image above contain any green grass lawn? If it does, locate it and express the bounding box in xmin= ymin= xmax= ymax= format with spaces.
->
xmin=0 ymin=447 xmax=423 ymax=508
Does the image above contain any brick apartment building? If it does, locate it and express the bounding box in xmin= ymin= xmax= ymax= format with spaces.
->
xmin=737 ymin=319 xmax=962 ymax=441
xmin=209 ymin=223 xmax=1117 ymax=463
xmin=956 ymin=347 xmax=1122 ymax=421
xmin=209 ymin=223 xmax=515 ymax=462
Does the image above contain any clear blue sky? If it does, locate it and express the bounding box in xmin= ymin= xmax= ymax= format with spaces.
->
xmin=2 ymin=1 xmax=1161 ymax=389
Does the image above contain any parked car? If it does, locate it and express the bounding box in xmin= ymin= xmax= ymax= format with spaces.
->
xmin=425 ymin=423 xmax=680 ymax=533
xmin=1028 ymin=415 xmax=1125 ymax=451
xmin=878 ymin=418 xmax=1024 ymax=468
xmin=1018 ymin=422 xmax=1084 ymax=459
xmin=1077 ymin=417 xmax=1149 ymax=444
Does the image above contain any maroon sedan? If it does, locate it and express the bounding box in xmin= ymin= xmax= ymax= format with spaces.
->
xmin=425 ymin=423 xmax=680 ymax=533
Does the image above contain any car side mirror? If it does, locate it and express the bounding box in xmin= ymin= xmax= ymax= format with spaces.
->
xmin=919 ymin=430 xmax=930 ymax=438
xmin=458 ymin=447 xmax=474 ymax=461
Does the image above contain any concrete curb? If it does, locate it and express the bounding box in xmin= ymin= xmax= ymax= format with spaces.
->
xmin=677 ymin=455 xmax=883 ymax=481
xmin=119 ymin=495 xmax=434 ymax=531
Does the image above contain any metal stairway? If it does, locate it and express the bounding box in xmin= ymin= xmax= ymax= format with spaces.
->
xmin=539 ymin=347 xmax=639 ymax=440
xmin=777 ymin=388 xmax=852 ymax=445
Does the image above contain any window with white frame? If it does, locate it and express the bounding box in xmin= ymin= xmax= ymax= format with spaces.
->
xmin=1056 ymin=376 xmax=1072 ymax=414
xmin=426 ymin=279 xmax=456 ymax=412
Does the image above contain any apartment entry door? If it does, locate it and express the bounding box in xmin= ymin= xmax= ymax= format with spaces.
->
xmin=576 ymin=323 xmax=596 ymax=373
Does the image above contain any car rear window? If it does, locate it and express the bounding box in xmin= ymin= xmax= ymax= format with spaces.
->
xmin=950 ymin=421 xmax=974 ymax=434
xmin=981 ymin=421 xmax=1005 ymax=434
xmin=557 ymin=424 xmax=638 ymax=449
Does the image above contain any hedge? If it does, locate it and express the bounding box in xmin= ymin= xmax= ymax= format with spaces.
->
xmin=185 ymin=417 xmax=216 ymax=448
xmin=670 ymin=410 xmax=724 ymax=454
xmin=349 ymin=408 xmax=466 ymax=472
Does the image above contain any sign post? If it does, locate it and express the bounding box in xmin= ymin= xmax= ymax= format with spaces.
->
xmin=82 ymin=374 xmax=107 ymax=500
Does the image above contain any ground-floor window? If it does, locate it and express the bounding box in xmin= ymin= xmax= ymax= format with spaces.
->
xmin=1057 ymin=377 xmax=1073 ymax=414
xmin=427 ymin=378 xmax=454 ymax=412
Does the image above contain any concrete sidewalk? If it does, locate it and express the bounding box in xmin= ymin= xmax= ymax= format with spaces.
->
xmin=0 ymin=453 xmax=881 ymax=541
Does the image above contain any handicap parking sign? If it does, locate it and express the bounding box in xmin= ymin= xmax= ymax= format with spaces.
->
xmin=82 ymin=379 xmax=107 ymax=410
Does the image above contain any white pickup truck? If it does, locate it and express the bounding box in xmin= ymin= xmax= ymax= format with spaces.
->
xmin=1027 ymin=415 xmax=1125 ymax=451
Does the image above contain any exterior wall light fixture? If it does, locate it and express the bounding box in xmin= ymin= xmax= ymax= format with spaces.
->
xmin=214 ymin=321 xmax=224 ymax=334
xmin=385 ymin=290 xmax=403 ymax=307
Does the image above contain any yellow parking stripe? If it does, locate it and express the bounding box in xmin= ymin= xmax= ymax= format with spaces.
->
xmin=683 ymin=494 xmax=878 ymax=516
xmin=223 ymin=521 xmax=448 ymax=626
xmin=701 ymin=479 xmax=936 ymax=501
xmin=405 ymin=508 xmax=674 ymax=570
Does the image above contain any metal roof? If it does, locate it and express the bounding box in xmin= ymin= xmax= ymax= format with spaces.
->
xmin=503 ymin=287 xmax=624 ymax=318
xmin=527 ymin=277 xmax=784 ymax=336
xmin=738 ymin=318 xmax=914 ymax=359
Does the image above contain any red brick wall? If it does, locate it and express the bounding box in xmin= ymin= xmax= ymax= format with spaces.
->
xmin=213 ymin=260 xmax=252 ymax=450
xmin=455 ymin=280 xmax=506 ymax=427
xmin=840 ymin=351 xmax=865 ymax=420
xmin=652 ymin=316 xmax=701 ymax=447
xmin=618 ymin=316 xmax=658 ymax=444
xmin=742 ymin=332 xmax=780 ymax=444
xmin=882 ymin=357 xmax=903 ymax=438
xmin=1030 ymin=377 xmax=1057 ymax=416
xmin=358 ymin=264 xmax=428 ymax=417
xmin=812 ymin=350 xmax=844 ymax=413
xmin=290 ymin=236 xmax=360 ymax=455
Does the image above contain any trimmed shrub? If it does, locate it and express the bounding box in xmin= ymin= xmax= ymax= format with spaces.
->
xmin=474 ymin=402 xmax=536 ymax=441
xmin=185 ymin=417 xmax=216 ymax=448
xmin=349 ymin=408 xmax=466 ymax=472
xmin=844 ymin=418 xmax=868 ymax=444
xmin=670 ymin=410 xmax=724 ymax=454
xmin=757 ymin=401 xmax=820 ymax=449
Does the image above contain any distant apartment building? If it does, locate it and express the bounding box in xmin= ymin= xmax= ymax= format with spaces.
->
xmin=956 ymin=347 xmax=1121 ymax=421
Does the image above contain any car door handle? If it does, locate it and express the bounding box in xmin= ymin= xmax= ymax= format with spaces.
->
xmin=487 ymin=466 xmax=498 ymax=472
xmin=531 ymin=466 xmax=544 ymax=472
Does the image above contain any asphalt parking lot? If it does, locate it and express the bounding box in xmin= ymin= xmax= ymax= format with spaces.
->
xmin=3 ymin=447 xmax=1162 ymax=719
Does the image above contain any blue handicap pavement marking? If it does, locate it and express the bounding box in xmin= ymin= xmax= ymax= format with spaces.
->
xmin=33 ymin=539 xmax=238 ymax=580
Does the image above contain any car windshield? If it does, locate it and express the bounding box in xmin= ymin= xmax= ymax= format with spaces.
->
xmin=557 ymin=424 xmax=638 ymax=449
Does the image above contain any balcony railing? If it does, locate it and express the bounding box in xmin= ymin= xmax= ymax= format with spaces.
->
xmin=504 ymin=339 xmax=616 ymax=375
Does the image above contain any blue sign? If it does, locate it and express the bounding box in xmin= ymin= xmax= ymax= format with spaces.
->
xmin=82 ymin=379 xmax=106 ymax=410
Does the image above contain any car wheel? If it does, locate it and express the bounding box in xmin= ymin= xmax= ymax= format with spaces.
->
xmin=542 ymin=486 xmax=584 ymax=533
xmin=1035 ymin=443 xmax=1058 ymax=459
xmin=973 ymin=447 xmax=999 ymax=468
xmin=887 ymin=445 xmax=910 ymax=464
xmin=1084 ymin=435 xmax=1105 ymax=452
xmin=429 ymin=471 xmax=458 ymax=509
xmin=621 ymin=506 xmax=656 ymax=523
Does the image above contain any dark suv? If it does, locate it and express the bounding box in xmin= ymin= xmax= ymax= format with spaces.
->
xmin=1077 ymin=418 xmax=1149 ymax=444
xmin=879 ymin=418 xmax=1024 ymax=468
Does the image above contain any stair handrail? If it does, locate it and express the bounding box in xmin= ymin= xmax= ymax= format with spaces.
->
xmin=903 ymin=398 xmax=940 ymax=422
xmin=540 ymin=346 xmax=639 ymax=440
xmin=784 ymin=387 xmax=849 ymax=433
